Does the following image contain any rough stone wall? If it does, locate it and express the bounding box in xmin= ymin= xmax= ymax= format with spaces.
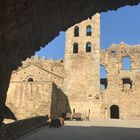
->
xmin=6 ymin=57 xmax=65 ymax=120
xmin=64 ymin=15 xmax=140 ymax=120
xmin=100 ymin=43 xmax=140 ymax=119
xmin=11 ymin=57 xmax=64 ymax=88
xmin=5 ymin=10 xmax=140 ymax=120
xmin=0 ymin=0 xmax=140 ymax=117
xmin=7 ymin=42 xmax=140 ymax=120
xmin=56 ymin=88 xmax=70 ymax=117
xmin=64 ymin=14 xmax=102 ymax=118
xmin=6 ymin=81 xmax=57 ymax=120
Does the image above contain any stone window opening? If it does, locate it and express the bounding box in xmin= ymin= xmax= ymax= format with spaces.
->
xmin=111 ymin=50 xmax=116 ymax=54
xmin=27 ymin=77 xmax=34 ymax=82
xmin=74 ymin=26 xmax=79 ymax=37
xmin=86 ymin=42 xmax=92 ymax=53
xmin=86 ymin=25 xmax=92 ymax=36
xmin=73 ymin=43 xmax=78 ymax=54
xmin=100 ymin=65 xmax=108 ymax=91
xmin=121 ymin=56 xmax=131 ymax=70
xmin=122 ymin=78 xmax=132 ymax=91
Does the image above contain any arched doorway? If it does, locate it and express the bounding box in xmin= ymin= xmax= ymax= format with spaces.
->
xmin=110 ymin=105 xmax=119 ymax=119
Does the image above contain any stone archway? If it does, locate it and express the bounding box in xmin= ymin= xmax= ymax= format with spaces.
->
xmin=110 ymin=105 xmax=119 ymax=119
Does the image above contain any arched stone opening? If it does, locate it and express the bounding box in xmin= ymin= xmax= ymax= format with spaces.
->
xmin=86 ymin=42 xmax=92 ymax=53
xmin=121 ymin=56 xmax=131 ymax=70
xmin=122 ymin=77 xmax=133 ymax=91
xmin=74 ymin=26 xmax=79 ymax=37
xmin=86 ymin=25 xmax=92 ymax=36
xmin=73 ymin=43 xmax=79 ymax=54
xmin=26 ymin=76 xmax=35 ymax=82
xmin=110 ymin=105 xmax=119 ymax=119
xmin=100 ymin=65 xmax=108 ymax=91
xmin=27 ymin=77 xmax=34 ymax=82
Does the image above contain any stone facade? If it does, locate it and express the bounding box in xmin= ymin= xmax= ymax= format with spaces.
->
xmin=100 ymin=43 xmax=140 ymax=119
xmin=0 ymin=0 xmax=139 ymax=120
xmin=64 ymin=13 xmax=140 ymax=120
xmin=6 ymin=13 xmax=140 ymax=121
xmin=64 ymin=14 xmax=101 ymax=119
xmin=6 ymin=57 xmax=68 ymax=120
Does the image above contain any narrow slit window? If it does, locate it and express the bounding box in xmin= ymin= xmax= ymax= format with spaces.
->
xmin=86 ymin=42 xmax=92 ymax=53
xmin=74 ymin=26 xmax=79 ymax=37
xmin=86 ymin=25 xmax=92 ymax=36
xmin=100 ymin=65 xmax=108 ymax=91
xmin=73 ymin=43 xmax=78 ymax=54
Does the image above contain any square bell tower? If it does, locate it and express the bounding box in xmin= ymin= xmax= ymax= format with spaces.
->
xmin=64 ymin=13 xmax=101 ymax=118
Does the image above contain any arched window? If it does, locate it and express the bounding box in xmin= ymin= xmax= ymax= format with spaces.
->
xmin=74 ymin=26 xmax=79 ymax=37
xmin=86 ymin=25 xmax=92 ymax=36
xmin=110 ymin=105 xmax=119 ymax=119
xmin=122 ymin=56 xmax=131 ymax=70
xmin=73 ymin=43 xmax=78 ymax=54
xmin=86 ymin=42 xmax=92 ymax=53
xmin=27 ymin=77 xmax=34 ymax=82
xmin=100 ymin=65 xmax=108 ymax=91
xmin=122 ymin=78 xmax=132 ymax=91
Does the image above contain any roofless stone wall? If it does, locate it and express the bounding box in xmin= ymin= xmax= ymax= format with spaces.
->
xmin=0 ymin=0 xmax=140 ymax=118
xmin=100 ymin=43 xmax=140 ymax=119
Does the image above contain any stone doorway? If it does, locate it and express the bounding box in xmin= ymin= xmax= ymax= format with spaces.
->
xmin=110 ymin=105 xmax=119 ymax=119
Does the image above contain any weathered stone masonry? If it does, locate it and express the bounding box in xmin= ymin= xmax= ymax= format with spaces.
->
xmin=6 ymin=57 xmax=68 ymax=121
xmin=64 ymin=14 xmax=101 ymax=119
xmin=64 ymin=13 xmax=140 ymax=120
xmin=6 ymin=14 xmax=140 ymax=121
xmin=101 ymin=44 xmax=140 ymax=119
xmin=0 ymin=1 xmax=140 ymax=117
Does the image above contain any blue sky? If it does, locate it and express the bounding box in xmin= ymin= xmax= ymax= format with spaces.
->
xmin=35 ymin=3 xmax=140 ymax=59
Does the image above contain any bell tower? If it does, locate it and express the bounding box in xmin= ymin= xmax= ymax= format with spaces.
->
xmin=64 ymin=13 xmax=101 ymax=118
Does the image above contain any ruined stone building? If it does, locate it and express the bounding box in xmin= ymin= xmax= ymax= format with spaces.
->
xmin=6 ymin=13 xmax=140 ymax=121
xmin=6 ymin=57 xmax=69 ymax=120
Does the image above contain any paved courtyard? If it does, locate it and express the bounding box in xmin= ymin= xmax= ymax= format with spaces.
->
xmin=18 ymin=119 xmax=140 ymax=140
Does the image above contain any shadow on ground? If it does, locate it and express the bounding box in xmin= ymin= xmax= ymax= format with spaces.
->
xmin=19 ymin=125 xmax=140 ymax=140
xmin=0 ymin=116 xmax=48 ymax=140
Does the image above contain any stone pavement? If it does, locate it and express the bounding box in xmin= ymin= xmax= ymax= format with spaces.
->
xmin=17 ymin=119 xmax=140 ymax=140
